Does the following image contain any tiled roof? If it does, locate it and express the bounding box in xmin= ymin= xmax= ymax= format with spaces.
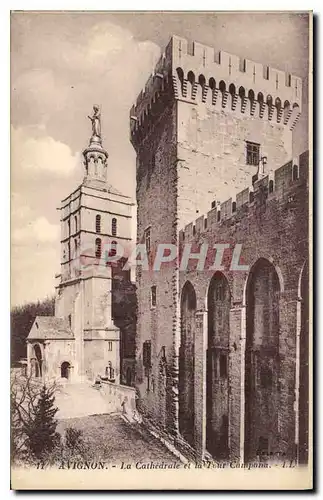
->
xmin=27 ymin=316 xmax=74 ymax=340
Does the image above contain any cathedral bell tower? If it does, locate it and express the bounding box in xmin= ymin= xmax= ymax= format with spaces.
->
xmin=83 ymin=105 xmax=109 ymax=190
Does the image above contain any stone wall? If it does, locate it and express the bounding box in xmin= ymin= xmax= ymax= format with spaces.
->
xmin=178 ymin=151 xmax=309 ymax=461
xmin=134 ymin=100 xmax=179 ymax=433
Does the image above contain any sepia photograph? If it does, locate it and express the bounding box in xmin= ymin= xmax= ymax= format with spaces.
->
xmin=10 ymin=10 xmax=312 ymax=490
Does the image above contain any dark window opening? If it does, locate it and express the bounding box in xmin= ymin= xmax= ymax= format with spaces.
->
xmin=61 ymin=362 xmax=71 ymax=379
xmin=217 ymin=211 xmax=221 ymax=222
xmin=211 ymin=200 xmax=216 ymax=209
xmin=151 ymin=285 xmax=157 ymax=308
xmin=193 ymin=225 xmax=196 ymax=236
xmin=187 ymin=40 xmax=194 ymax=56
xmin=269 ymin=180 xmax=274 ymax=193
xmin=111 ymin=218 xmax=117 ymax=236
xmin=219 ymin=354 xmax=228 ymax=378
xmin=144 ymin=227 xmax=151 ymax=254
xmin=110 ymin=240 xmax=117 ymax=257
xmin=95 ymin=238 xmax=102 ymax=258
xmin=143 ymin=340 xmax=152 ymax=369
xmin=232 ymin=201 xmax=236 ymax=213
xmin=246 ymin=141 xmax=260 ymax=166
xmin=96 ymin=214 xmax=101 ymax=233
xmin=204 ymin=218 xmax=207 ymax=229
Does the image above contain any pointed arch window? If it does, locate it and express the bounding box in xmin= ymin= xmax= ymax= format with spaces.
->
xmin=112 ymin=218 xmax=117 ymax=236
xmin=96 ymin=214 xmax=101 ymax=234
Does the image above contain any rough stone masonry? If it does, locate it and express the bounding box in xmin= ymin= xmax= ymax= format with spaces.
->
xmin=130 ymin=35 xmax=308 ymax=464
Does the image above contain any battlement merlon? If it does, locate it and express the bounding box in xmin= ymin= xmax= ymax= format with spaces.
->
xmin=179 ymin=150 xmax=309 ymax=241
xmin=130 ymin=35 xmax=302 ymax=134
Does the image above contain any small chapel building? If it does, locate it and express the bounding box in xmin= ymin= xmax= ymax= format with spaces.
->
xmin=27 ymin=106 xmax=135 ymax=384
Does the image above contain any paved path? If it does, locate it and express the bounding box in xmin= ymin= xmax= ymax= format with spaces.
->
xmin=57 ymin=413 xmax=178 ymax=464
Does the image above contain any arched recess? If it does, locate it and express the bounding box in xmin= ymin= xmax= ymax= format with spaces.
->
xmin=229 ymin=83 xmax=236 ymax=109
xmin=244 ymin=258 xmax=281 ymax=462
xmin=298 ymin=261 xmax=309 ymax=464
xmin=176 ymin=67 xmax=184 ymax=95
xmin=206 ymin=272 xmax=231 ymax=459
xmin=257 ymin=92 xmax=265 ymax=118
xmin=283 ymin=100 xmax=291 ymax=124
xmin=61 ymin=361 xmax=71 ymax=379
xmin=179 ymin=281 xmax=196 ymax=448
xmin=197 ymin=74 xmax=206 ymax=101
xmin=187 ymin=71 xmax=195 ymax=99
xmin=209 ymin=78 xmax=216 ymax=104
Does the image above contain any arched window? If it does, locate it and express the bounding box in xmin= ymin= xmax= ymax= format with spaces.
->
xmin=269 ymin=180 xmax=274 ymax=193
xmin=96 ymin=214 xmax=101 ymax=234
xmin=74 ymin=215 xmax=78 ymax=233
xmin=111 ymin=218 xmax=117 ymax=236
xmin=95 ymin=238 xmax=102 ymax=258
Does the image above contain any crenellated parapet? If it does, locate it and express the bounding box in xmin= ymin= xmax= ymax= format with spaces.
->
xmin=179 ymin=151 xmax=309 ymax=241
xmin=130 ymin=36 xmax=302 ymax=147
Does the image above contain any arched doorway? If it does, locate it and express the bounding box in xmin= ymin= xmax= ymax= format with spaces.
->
xmin=179 ymin=281 xmax=196 ymax=448
xmin=245 ymin=258 xmax=280 ymax=462
xmin=298 ymin=261 xmax=309 ymax=464
xmin=61 ymin=361 xmax=71 ymax=379
xmin=33 ymin=344 xmax=43 ymax=378
xmin=206 ymin=272 xmax=231 ymax=459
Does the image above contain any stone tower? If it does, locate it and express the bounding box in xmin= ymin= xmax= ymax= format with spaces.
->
xmin=53 ymin=106 xmax=134 ymax=383
xmin=130 ymin=36 xmax=302 ymax=445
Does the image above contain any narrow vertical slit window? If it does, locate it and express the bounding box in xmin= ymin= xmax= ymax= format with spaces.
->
xmin=96 ymin=214 xmax=101 ymax=233
xmin=151 ymin=285 xmax=157 ymax=308
xmin=112 ymin=217 xmax=117 ymax=236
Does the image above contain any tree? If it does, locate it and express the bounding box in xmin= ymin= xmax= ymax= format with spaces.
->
xmin=25 ymin=384 xmax=59 ymax=459
xmin=11 ymin=296 xmax=55 ymax=364
xmin=11 ymin=373 xmax=59 ymax=462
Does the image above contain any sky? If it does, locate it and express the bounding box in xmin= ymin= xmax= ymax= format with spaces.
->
xmin=11 ymin=11 xmax=310 ymax=306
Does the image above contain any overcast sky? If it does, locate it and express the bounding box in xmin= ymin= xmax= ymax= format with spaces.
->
xmin=11 ymin=11 xmax=310 ymax=306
